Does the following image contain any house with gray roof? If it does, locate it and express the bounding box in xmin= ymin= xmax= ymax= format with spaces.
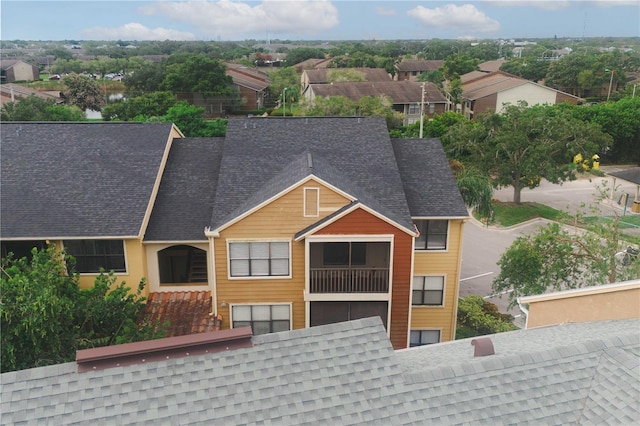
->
xmin=395 ymin=59 xmax=444 ymax=81
xmin=2 ymin=317 xmax=638 ymax=424
xmin=1 ymin=117 xmax=468 ymax=350
xmin=459 ymin=70 xmax=582 ymax=119
xmin=304 ymin=80 xmax=449 ymax=125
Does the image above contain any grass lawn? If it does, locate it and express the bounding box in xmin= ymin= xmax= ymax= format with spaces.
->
xmin=485 ymin=201 xmax=640 ymax=245
xmin=485 ymin=201 xmax=569 ymax=227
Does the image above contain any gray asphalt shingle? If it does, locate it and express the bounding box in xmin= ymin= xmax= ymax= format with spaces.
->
xmin=1 ymin=318 xmax=638 ymax=425
xmin=144 ymin=138 xmax=224 ymax=241
xmin=1 ymin=122 xmax=175 ymax=239
xmin=210 ymin=117 xmax=415 ymax=233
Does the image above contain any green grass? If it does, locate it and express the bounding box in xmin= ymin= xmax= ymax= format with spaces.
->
xmin=487 ymin=201 xmax=569 ymax=227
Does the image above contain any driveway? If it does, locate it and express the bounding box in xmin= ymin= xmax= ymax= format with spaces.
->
xmin=460 ymin=169 xmax=640 ymax=327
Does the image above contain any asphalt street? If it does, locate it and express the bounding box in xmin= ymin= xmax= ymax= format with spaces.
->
xmin=459 ymin=169 xmax=640 ymax=327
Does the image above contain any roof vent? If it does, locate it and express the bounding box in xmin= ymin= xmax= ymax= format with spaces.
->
xmin=471 ymin=337 xmax=495 ymax=357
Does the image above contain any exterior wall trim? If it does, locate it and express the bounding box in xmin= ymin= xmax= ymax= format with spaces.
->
xmin=207 ymin=175 xmax=356 ymax=236
xmin=519 ymin=279 xmax=640 ymax=303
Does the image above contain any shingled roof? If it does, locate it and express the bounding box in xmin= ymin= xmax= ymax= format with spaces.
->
xmin=144 ymin=138 xmax=224 ymax=242
xmin=302 ymin=67 xmax=392 ymax=84
xmin=209 ymin=117 xmax=416 ymax=233
xmin=2 ymin=318 xmax=637 ymax=424
xmin=308 ymin=80 xmax=447 ymax=105
xmin=0 ymin=122 xmax=177 ymax=239
xmin=142 ymin=291 xmax=221 ymax=337
xmin=392 ymin=139 xmax=468 ymax=218
xmin=395 ymin=60 xmax=444 ymax=72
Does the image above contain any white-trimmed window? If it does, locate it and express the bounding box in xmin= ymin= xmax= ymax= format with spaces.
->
xmin=64 ymin=240 xmax=126 ymax=273
xmin=304 ymin=187 xmax=319 ymax=217
xmin=408 ymin=104 xmax=420 ymax=115
xmin=415 ymin=220 xmax=448 ymax=250
xmin=412 ymin=276 xmax=445 ymax=306
xmin=410 ymin=329 xmax=441 ymax=347
xmin=229 ymin=241 xmax=290 ymax=277
xmin=231 ymin=304 xmax=291 ymax=335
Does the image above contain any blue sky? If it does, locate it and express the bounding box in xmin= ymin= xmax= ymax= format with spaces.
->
xmin=2 ymin=1 xmax=639 ymax=41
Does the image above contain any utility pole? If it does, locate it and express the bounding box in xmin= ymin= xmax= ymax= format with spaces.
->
xmin=419 ymin=83 xmax=425 ymax=139
xmin=606 ymin=69 xmax=614 ymax=101
xmin=283 ymin=88 xmax=287 ymax=117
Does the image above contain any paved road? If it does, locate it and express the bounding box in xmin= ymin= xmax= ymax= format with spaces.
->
xmin=460 ymin=169 xmax=640 ymax=327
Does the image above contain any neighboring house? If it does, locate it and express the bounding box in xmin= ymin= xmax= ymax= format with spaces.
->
xmin=0 ymin=59 xmax=40 ymax=82
xmin=304 ymin=80 xmax=448 ymax=125
xmin=607 ymin=167 xmax=640 ymax=213
xmin=225 ymin=63 xmax=271 ymax=111
xmin=394 ymin=59 xmax=444 ymax=81
xmin=518 ymin=280 xmax=640 ymax=329
xmin=0 ymin=83 xmax=62 ymax=107
xmin=459 ymin=70 xmax=582 ymax=119
xmin=293 ymin=57 xmax=333 ymax=73
xmin=300 ymin=67 xmax=392 ymax=95
xmin=2 ymin=317 xmax=638 ymax=424
xmin=1 ymin=117 xmax=468 ymax=349
xmin=478 ymin=59 xmax=506 ymax=73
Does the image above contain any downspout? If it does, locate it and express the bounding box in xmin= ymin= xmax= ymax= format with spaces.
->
xmin=517 ymin=297 xmax=529 ymax=329
xmin=207 ymin=229 xmax=218 ymax=316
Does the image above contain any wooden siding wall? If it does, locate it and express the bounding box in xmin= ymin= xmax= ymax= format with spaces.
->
xmin=213 ymin=180 xmax=350 ymax=330
xmin=315 ymin=208 xmax=413 ymax=349
xmin=411 ymin=219 xmax=464 ymax=342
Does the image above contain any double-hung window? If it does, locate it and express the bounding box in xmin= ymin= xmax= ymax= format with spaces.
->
xmin=415 ymin=220 xmax=448 ymax=250
xmin=64 ymin=240 xmax=126 ymax=273
xmin=232 ymin=304 xmax=291 ymax=335
xmin=410 ymin=330 xmax=441 ymax=347
xmin=229 ymin=241 xmax=290 ymax=277
xmin=412 ymin=276 xmax=445 ymax=306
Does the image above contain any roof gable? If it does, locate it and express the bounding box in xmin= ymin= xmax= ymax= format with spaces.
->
xmin=1 ymin=122 xmax=177 ymax=239
xmin=209 ymin=117 xmax=415 ymax=233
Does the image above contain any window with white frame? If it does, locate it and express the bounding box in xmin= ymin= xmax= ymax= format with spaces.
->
xmin=414 ymin=220 xmax=448 ymax=250
xmin=408 ymin=104 xmax=420 ymax=115
xmin=410 ymin=329 xmax=440 ymax=347
xmin=229 ymin=241 xmax=289 ymax=277
xmin=412 ymin=276 xmax=445 ymax=306
xmin=232 ymin=304 xmax=291 ymax=335
xmin=64 ymin=240 xmax=126 ymax=273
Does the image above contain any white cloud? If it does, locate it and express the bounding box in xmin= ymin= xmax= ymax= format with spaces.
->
xmin=485 ymin=1 xmax=571 ymax=10
xmin=407 ymin=4 xmax=500 ymax=33
xmin=137 ymin=0 xmax=340 ymax=39
xmin=375 ymin=6 xmax=397 ymax=17
xmin=80 ymin=23 xmax=197 ymax=41
xmin=485 ymin=1 xmax=638 ymax=10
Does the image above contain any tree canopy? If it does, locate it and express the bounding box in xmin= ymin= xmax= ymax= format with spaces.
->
xmin=62 ymin=73 xmax=105 ymax=112
xmin=442 ymin=102 xmax=612 ymax=203
xmin=302 ymin=95 xmax=404 ymax=129
xmin=161 ymin=54 xmax=233 ymax=96
xmin=492 ymin=216 xmax=640 ymax=310
xmin=1 ymin=246 xmax=165 ymax=372
xmin=456 ymin=296 xmax=517 ymax=339
xmin=0 ymin=95 xmax=85 ymax=121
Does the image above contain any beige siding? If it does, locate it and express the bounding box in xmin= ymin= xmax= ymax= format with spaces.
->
xmin=214 ymin=179 xmax=350 ymax=330
xmin=411 ymin=219 xmax=465 ymax=341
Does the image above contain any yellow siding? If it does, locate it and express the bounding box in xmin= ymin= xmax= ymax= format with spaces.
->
xmin=214 ymin=179 xmax=350 ymax=330
xmin=411 ymin=219 xmax=465 ymax=342
xmin=76 ymin=239 xmax=148 ymax=293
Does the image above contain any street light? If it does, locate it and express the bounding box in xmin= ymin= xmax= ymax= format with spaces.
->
xmin=606 ymin=69 xmax=614 ymax=101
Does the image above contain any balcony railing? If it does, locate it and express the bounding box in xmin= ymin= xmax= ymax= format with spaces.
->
xmin=309 ymin=267 xmax=389 ymax=293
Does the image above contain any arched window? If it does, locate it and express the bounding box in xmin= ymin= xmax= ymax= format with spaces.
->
xmin=158 ymin=245 xmax=207 ymax=285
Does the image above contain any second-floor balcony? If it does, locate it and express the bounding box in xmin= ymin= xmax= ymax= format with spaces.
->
xmin=308 ymin=241 xmax=391 ymax=294
xmin=309 ymin=267 xmax=389 ymax=293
